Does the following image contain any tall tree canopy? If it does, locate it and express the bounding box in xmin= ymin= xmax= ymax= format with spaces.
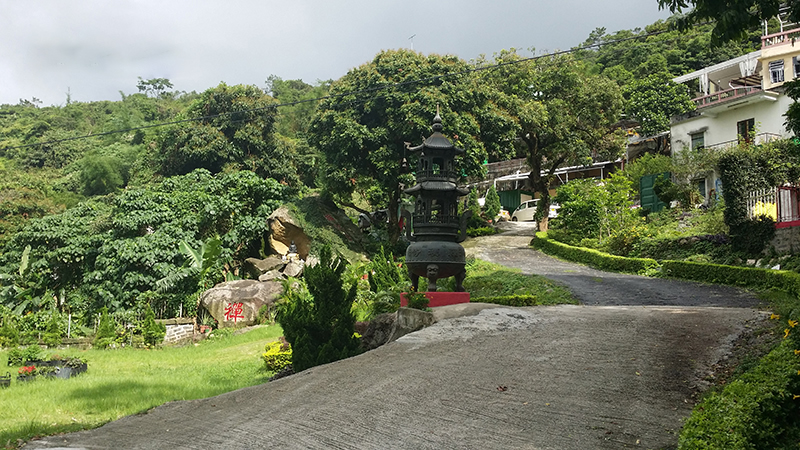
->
xmin=157 ymin=83 xmax=299 ymax=185
xmin=657 ymin=0 xmax=791 ymax=44
xmin=308 ymin=49 xmax=517 ymax=242
xmin=622 ymin=72 xmax=696 ymax=136
xmin=480 ymin=51 xmax=626 ymax=230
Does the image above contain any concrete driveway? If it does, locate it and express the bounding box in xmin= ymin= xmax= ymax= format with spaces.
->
xmin=25 ymin=226 xmax=765 ymax=449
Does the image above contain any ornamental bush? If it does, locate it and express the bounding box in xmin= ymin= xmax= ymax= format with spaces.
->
xmin=276 ymin=245 xmax=361 ymax=372
xmin=141 ymin=303 xmax=166 ymax=347
xmin=262 ymin=338 xmax=292 ymax=373
xmin=532 ymin=232 xmax=659 ymax=275
xmin=93 ymin=307 xmax=116 ymax=349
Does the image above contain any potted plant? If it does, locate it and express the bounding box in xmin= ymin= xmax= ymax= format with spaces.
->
xmin=65 ymin=357 xmax=88 ymax=375
xmin=0 ymin=372 xmax=11 ymax=388
xmin=38 ymin=366 xmax=57 ymax=378
xmin=17 ymin=365 xmax=37 ymax=382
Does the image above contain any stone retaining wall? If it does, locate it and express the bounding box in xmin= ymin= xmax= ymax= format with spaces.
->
xmin=157 ymin=318 xmax=195 ymax=345
xmin=772 ymin=226 xmax=800 ymax=253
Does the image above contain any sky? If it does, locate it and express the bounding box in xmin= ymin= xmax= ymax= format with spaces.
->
xmin=0 ymin=0 xmax=674 ymax=107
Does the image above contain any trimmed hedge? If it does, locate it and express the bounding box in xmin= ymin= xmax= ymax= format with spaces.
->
xmin=660 ymin=260 xmax=800 ymax=297
xmin=678 ymin=340 xmax=800 ymax=449
xmin=531 ymin=232 xmax=659 ymax=275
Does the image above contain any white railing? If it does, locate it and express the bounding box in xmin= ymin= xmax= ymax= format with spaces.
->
xmin=747 ymin=188 xmax=777 ymax=220
xmin=704 ymin=133 xmax=784 ymax=151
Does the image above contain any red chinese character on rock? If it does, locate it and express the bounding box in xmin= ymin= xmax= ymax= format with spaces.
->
xmin=223 ymin=302 xmax=244 ymax=323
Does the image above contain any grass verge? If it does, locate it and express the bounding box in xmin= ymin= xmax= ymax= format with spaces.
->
xmin=0 ymin=324 xmax=283 ymax=449
xmin=464 ymin=259 xmax=577 ymax=305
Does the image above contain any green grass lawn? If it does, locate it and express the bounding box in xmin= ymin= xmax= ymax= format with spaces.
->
xmin=0 ymin=324 xmax=283 ymax=449
xmin=463 ymin=259 xmax=576 ymax=304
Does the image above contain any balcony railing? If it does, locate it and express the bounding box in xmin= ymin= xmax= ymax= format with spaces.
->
xmin=762 ymin=27 xmax=800 ymax=48
xmin=703 ymin=132 xmax=783 ymax=151
xmin=693 ymin=85 xmax=762 ymax=108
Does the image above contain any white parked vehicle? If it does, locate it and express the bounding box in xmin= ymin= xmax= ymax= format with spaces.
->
xmin=511 ymin=200 xmax=559 ymax=222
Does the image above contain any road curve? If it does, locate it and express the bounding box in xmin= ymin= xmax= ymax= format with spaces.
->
xmin=24 ymin=226 xmax=766 ymax=450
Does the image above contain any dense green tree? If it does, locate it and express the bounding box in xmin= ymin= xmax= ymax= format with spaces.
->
xmin=308 ymin=49 xmax=517 ymax=242
xmin=141 ymin=303 xmax=166 ymax=347
xmin=622 ymin=73 xmax=696 ymax=136
xmin=480 ymin=50 xmax=626 ymax=231
xmin=657 ymin=0 xmax=790 ymax=44
xmin=157 ymin=83 xmax=299 ymax=185
xmin=136 ymin=77 xmax=175 ymax=99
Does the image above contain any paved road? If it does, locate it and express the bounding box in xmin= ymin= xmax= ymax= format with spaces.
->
xmin=25 ymin=225 xmax=765 ymax=450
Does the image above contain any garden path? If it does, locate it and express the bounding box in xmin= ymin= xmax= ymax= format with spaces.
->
xmin=25 ymin=224 xmax=766 ymax=450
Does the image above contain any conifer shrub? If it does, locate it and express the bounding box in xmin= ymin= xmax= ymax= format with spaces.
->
xmin=276 ymin=245 xmax=361 ymax=372
xmin=485 ymin=185 xmax=502 ymax=220
xmin=41 ymin=310 xmax=63 ymax=347
xmin=141 ymin=304 xmax=166 ymax=347
xmin=0 ymin=314 xmax=20 ymax=348
xmin=93 ymin=307 xmax=116 ymax=349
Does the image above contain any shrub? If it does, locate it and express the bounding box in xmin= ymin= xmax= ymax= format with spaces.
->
xmin=367 ymin=246 xmax=408 ymax=293
xmin=484 ymin=185 xmax=502 ymax=220
xmin=262 ymin=337 xmax=292 ymax=373
xmin=532 ymin=232 xmax=659 ymax=275
xmin=141 ymin=304 xmax=166 ymax=347
xmin=404 ymin=288 xmax=429 ymax=310
xmin=41 ymin=310 xmax=63 ymax=347
xmin=93 ymin=307 xmax=116 ymax=349
xmin=678 ymin=340 xmax=800 ymax=449
xmin=467 ymin=226 xmax=500 ymax=237
xmin=660 ymin=260 xmax=800 ymax=296
xmin=369 ymin=290 xmax=401 ymax=318
xmin=8 ymin=346 xmax=43 ymax=366
xmin=0 ymin=314 xmax=20 ymax=348
xmin=276 ymin=245 xmax=361 ymax=372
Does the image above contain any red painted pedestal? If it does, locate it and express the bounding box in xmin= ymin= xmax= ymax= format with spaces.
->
xmin=400 ymin=292 xmax=470 ymax=308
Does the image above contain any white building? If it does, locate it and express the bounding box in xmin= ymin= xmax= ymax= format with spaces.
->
xmin=671 ymin=27 xmax=800 ymax=198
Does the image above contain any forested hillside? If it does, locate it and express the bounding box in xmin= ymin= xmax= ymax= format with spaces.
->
xmin=0 ymin=13 xmax=762 ymax=325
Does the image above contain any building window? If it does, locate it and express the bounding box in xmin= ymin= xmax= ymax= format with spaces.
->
xmin=690 ymin=132 xmax=705 ymax=150
xmin=770 ymin=60 xmax=785 ymax=83
xmin=794 ymin=57 xmax=800 ymax=79
xmin=737 ymin=118 xmax=755 ymax=144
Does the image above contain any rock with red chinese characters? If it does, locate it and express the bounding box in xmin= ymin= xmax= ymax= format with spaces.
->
xmin=199 ymin=280 xmax=283 ymax=328
xmin=268 ymin=207 xmax=311 ymax=260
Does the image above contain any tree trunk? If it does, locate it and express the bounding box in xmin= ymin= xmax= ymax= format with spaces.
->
xmin=387 ymin=188 xmax=401 ymax=244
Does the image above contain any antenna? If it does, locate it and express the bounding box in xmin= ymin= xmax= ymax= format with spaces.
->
xmin=409 ymin=34 xmax=416 ymax=50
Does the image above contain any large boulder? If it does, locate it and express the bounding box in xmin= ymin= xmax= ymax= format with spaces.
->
xmin=243 ymin=256 xmax=285 ymax=279
xmin=199 ymin=280 xmax=283 ymax=328
xmin=268 ymin=207 xmax=311 ymax=259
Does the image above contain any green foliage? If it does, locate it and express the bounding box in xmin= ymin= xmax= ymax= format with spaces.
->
xmin=78 ymin=151 xmax=125 ymax=195
xmin=93 ymin=308 xmax=116 ymax=349
xmin=41 ymin=310 xmax=63 ymax=347
xmin=404 ymin=289 xmax=429 ymax=310
xmin=462 ymin=259 xmax=576 ymax=304
xmin=466 ymin=187 xmax=487 ymax=229
xmin=660 ymin=260 xmax=800 ymax=295
xmin=0 ymin=313 xmax=19 ymax=347
xmin=140 ymin=304 xmax=165 ymax=347
xmin=466 ymin=226 xmax=500 ymax=237
xmin=262 ymin=338 xmax=292 ymax=373
xmin=276 ymin=246 xmax=361 ymax=372
xmin=7 ymin=346 xmax=43 ymax=366
xmin=678 ymin=340 xmax=800 ymax=449
xmin=484 ymin=185 xmax=501 ymax=220
xmin=157 ymin=83 xmax=300 ymax=186
xmin=621 ymin=73 xmax=695 ymax=136
xmin=622 ymin=153 xmax=673 ymax=195
xmin=658 ymin=0 xmax=788 ymax=45
xmin=309 ymin=49 xmax=517 ymax=242
xmin=552 ymin=173 xmax=638 ymax=244
xmin=0 ymin=169 xmax=286 ymax=318
xmin=532 ymin=232 xmax=660 ymax=275
xmin=479 ymin=50 xmax=626 ymax=224
xmin=368 ymin=290 xmax=401 ymax=317
xmin=366 ymin=246 xmax=408 ymax=293
xmin=717 ymin=139 xmax=800 ymax=254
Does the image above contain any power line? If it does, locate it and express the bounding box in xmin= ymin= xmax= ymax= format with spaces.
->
xmin=0 ymin=23 xmax=693 ymax=153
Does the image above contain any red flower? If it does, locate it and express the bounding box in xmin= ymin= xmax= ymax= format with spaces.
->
xmin=18 ymin=366 xmax=36 ymax=375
